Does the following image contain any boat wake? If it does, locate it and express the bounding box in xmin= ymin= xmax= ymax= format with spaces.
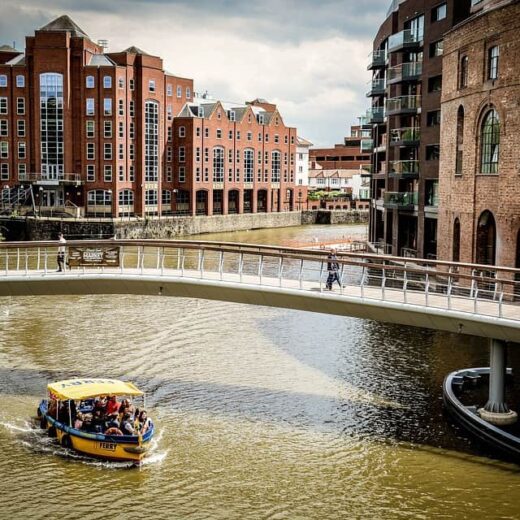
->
xmin=1 ymin=418 xmax=168 ymax=469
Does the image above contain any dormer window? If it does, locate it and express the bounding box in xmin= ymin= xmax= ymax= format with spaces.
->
xmin=258 ymin=114 xmax=265 ymax=124
xmin=217 ymin=110 xmax=221 ymax=120
xmin=199 ymin=106 xmax=205 ymax=118
xmin=149 ymin=80 xmax=156 ymax=92
xmin=228 ymin=110 xmax=235 ymax=121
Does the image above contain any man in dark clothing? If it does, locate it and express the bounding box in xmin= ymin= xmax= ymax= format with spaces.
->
xmin=326 ymin=248 xmax=342 ymax=290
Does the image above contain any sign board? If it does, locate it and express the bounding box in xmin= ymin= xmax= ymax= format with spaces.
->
xmin=68 ymin=246 xmax=120 ymax=268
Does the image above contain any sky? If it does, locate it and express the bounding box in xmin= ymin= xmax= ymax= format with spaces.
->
xmin=1 ymin=0 xmax=389 ymax=147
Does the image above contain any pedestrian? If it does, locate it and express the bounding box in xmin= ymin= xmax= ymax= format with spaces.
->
xmin=325 ymin=248 xmax=342 ymax=290
xmin=57 ymin=232 xmax=66 ymax=272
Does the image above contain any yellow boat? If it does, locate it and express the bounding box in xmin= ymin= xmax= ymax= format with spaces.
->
xmin=37 ymin=378 xmax=154 ymax=464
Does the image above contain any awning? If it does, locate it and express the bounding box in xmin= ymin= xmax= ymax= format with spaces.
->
xmin=47 ymin=378 xmax=143 ymax=400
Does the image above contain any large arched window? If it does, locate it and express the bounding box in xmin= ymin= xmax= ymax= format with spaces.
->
xmin=244 ymin=149 xmax=254 ymax=183
xmin=118 ymin=189 xmax=134 ymax=206
xmin=476 ymin=210 xmax=496 ymax=265
xmin=459 ymin=56 xmax=468 ymax=89
xmin=480 ymin=109 xmax=500 ymax=174
xmin=455 ymin=106 xmax=464 ymax=175
xmin=213 ymin=147 xmax=224 ymax=182
xmin=452 ymin=218 xmax=461 ymax=262
xmin=271 ymin=150 xmax=281 ymax=182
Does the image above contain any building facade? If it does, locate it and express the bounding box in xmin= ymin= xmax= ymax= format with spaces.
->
xmin=0 ymin=16 xmax=298 ymax=217
xmin=367 ymin=0 xmax=472 ymax=258
xmin=437 ymin=0 xmax=520 ymax=267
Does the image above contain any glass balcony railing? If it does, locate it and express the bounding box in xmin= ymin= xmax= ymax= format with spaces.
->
xmin=390 ymin=127 xmax=420 ymax=144
xmin=384 ymin=191 xmax=419 ymax=208
xmin=368 ymin=49 xmax=386 ymax=70
xmin=388 ymin=29 xmax=423 ymax=52
xmin=389 ymin=160 xmax=420 ymax=176
xmin=386 ymin=95 xmax=421 ymax=115
xmin=387 ymin=62 xmax=422 ymax=83
xmin=366 ymin=79 xmax=386 ymax=97
xmin=360 ymin=139 xmax=374 ymax=152
xmin=367 ymin=107 xmax=385 ymax=123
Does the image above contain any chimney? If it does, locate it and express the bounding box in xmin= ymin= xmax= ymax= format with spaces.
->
xmin=97 ymin=39 xmax=109 ymax=52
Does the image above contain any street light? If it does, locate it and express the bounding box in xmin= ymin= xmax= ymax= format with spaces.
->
xmin=173 ymin=188 xmax=178 ymax=215
xmin=38 ymin=186 xmax=43 ymax=217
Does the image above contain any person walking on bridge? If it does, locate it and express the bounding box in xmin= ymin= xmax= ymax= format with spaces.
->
xmin=326 ymin=248 xmax=342 ymax=290
xmin=56 ymin=232 xmax=66 ymax=272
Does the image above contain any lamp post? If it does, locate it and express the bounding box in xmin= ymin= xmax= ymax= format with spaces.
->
xmin=38 ymin=186 xmax=43 ymax=217
xmin=173 ymin=188 xmax=178 ymax=215
xmin=107 ymin=189 xmax=113 ymax=220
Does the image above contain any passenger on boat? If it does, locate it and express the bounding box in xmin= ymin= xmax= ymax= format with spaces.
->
xmin=136 ymin=410 xmax=152 ymax=434
xmin=74 ymin=412 xmax=84 ymax=430
xmin=121 ymin=413 xmax=136 ymax=435
xmin=119 ymin=398 xmax=135 ymax=419
xmin=94 ymin=396 xmax=107 ymax=413
xmin=105 ymin=395 xmax=120 ymax=420
xmin=91 ymin=409 xmax=106 ymax=433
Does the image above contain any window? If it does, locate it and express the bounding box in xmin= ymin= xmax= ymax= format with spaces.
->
xmin=432 ymin=3 xmax=447 ymax=21
xmin=196 ymin=147 xmax=200 ymax=162
xmin=247 ymin=131 xmax=252 ymax=141
xmin=104 ymin=143 xmax=112 ymax=160
xmin=213 ymin=147 xmax=224 ymax=182
xmin=145 ymin=189 xmax=158 ymax=205
xmin=176 ymin=86 xmax=182 ymax=98
xmin=459 ymin=56 xmax=469 ymax=89
xmin=428 ymin=75 xmax=442 ymax=92
xmin=167 ymin=146 xmax=172 ymax=162
xmin=129 ymin=144 xmax=134 ymax=161
xmin=0 ymin=98 xmax=6 ymax=115
xmin=118 ymin=143 xmax=124 ymax=160
xmin=258 ymin=132 xmax=262 ymax=142
xmin=427 ymin=110 xmax=441 ymax=127
xmin=244 ymin=149 xmax=254 ymax=182
xmin=118 ymin=121 xmax=124 ymax=138
xmin=129 ymin=79 xmax=135 ymax=91
xmin=149 ymin=80 xmax=156 ymax=92
xmin=179 ymin=126 xmax=186 ymax=138
xmin=488 ymin=46 xmax=499 ymax=80
xmin=129 ymin=122 xmax=135 ymax=139
xmin=228 ymin=130 xmax=233 ymax=140
xmin=86 ymin=76 xmax=95 ymax=88
xmin=104 ymin=164 xmax=112 ymax=182
xmin=167 ymin=127 xmax=172 ymax=142
xmin=86 ymin=120 xmax=95 ymax=138
xmin=456 ymin=106 xmax=464 ymax=176
xmin=16 ymin=97 xmax=24 ymax=115
xmin=272 ymin=151 xmax=281 ymax=182
xmin=87 ymin=143 xmax=95 ymax=160
xmin=166 ymin=166 xmax=172 ymax=182
xmin=129 ymin=100 xmax=135 ymax=117
xmin=1 ymin=164 xmax=8 ymax=180
xmin=0 ymin=141 xmax=8 ymax=158
xmin=429 ymin=40 xmax=443 ymax=57
xmin=17 ymin=120 xmax=25 ymax=138
xmin=167 ymin=105 xmax=172 ymax=121
xmin=0 ymin=120 xmax=7 ymax=136
xmin=18 ymin=164 xmax=26 ymax=177
xmin=179 ymin=146 xmax=185 ymax=162
xmin=16 ymin=75 xmax=25 ymax=88
xmin=118 ymin=99 xmax=124 ymax=116
xmin=167 ymin=85 xmax=173 ymax=97
xmin=204 ymin=148 xmax=209 ymax=162
xmin=274 ymin=134 xmax=279 ymax=144
xmin=118 ymin=77 xmax=124 ymax=89
xmin=228 ymin=110 xmax=235 ymax=122
xmin=119 ymin=189 xmax=134 ymax=206
xmin=129 ymin=165 xmax=135 ymax=181
xmin=118 ymin=165 xmax=124 ymax=181
xmin=18 ymin=142 xmax=26 ymax=159
xmin=204 ymin=128 xmax=209 ymax=138
xmin=104 ymin=98 xmax=112 ymax=116
xmin=87 ymin=165 xmax=95 ymax=182
xmin=265 ymin=133 xmax=269 ymax=143
xmin=196 ymin=127 xmax=201 ymax=137
xmin=104 ymin=120 xmax=112 ymax=138
xmin=103 ymin=76 xmax=112 ymax=89
xmin=0 ymin=75 xmax=7 ymax=87
xmin=179 ymin=166 xmax=186 ymax=183
xmin=481 ymin=109 xmax=500 ymax=174
xmin=86 ymin=98 xmax=95 ymax=116
xmin=88 ymin=190 xmax=112 ymax=205
xmin=162 ymin=189 xmax=172 ymax=204
xmin=216 ymin=129 xmax=222 ymax=139
xmin=186 ymin=87 xmax=191 ymax=99
xmin=145 ymin=100 xmax=159 ymax=182
xmin=426 ymin=144 xmax=440 ymax=160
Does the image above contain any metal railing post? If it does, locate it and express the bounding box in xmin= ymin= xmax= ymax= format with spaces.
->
xmin=120 ymin=246 xmax=125 ymax=273
xmin=474 ymin=289 xmax=479 ymax=313
xmin=403 ymin=268 xmax=408 ymax=304
xmin=425 ymin=272 xmax=429 ymax=306
xmin=382 ymin=267 xmax=386 ymax=300
xmin=37 ymin=248 xmax=41 ymax=271
xmin=319 ymin=261 xmax=324 ymax=291
xmin=339 ymin=263 xmax=345 ymax=295
xmin=200 ymin=250 xmax=205 ymax=278
xmin=278 ymin=257 xmax=283 ymax=287
xmin=239 ymin=252 xmax=244 ymax=283
xmin=299 ymin=259 xmax=304 ymax=290
xmin=498 ymin=291 xmax=504 ymax=318
xmin=16 ymin=248 xmax=20 ymax=271
xmin=24 ymin=248 xmax=28 ymax=275
xmin=219 ymin=251 xmax=224 ymax=280
xmin=161 ymin=247 xmax=165 ymax=275
xmin=181 ymin=248 xmax=185 ymax=276
xmin=259 ymin=255 xmax=264 ymax=285
xmin=360 ymin=264 xmax=366 ymax=298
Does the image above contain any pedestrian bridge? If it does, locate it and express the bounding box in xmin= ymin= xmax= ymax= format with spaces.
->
xmin=0 ymin=239 xmax=519 ymax=343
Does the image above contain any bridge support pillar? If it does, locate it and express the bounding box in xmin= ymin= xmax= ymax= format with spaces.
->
xmin=479 ymin=339 xmax=518 ymax=426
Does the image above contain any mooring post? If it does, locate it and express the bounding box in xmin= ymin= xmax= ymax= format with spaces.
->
xmin=479 ymin=338 xmax=518 ymax=426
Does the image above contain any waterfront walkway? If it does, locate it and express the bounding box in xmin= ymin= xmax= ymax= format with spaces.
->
xmin=0 ymin=239 xmax=519 ymax=342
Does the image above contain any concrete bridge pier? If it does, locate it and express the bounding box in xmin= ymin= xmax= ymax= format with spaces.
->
xmin=479 ymin=339 xmax=518 ymax=426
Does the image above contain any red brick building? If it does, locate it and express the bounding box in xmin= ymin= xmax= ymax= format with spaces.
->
xmin=437 ymin=0 xmax=520 ymax=267
xmin=0 ymin=16 xmax=298 ymax=217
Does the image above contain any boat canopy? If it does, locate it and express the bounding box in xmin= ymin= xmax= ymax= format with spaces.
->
xmin=47 ymin=378 xmax=144 ymax=400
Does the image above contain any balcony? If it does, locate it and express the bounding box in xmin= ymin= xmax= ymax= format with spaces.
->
xmin=367 ymin=50 xmax=386 ymax=70
xmin=360 ymin=139 xmax=374 ymax=153
xmin=390 ymin=127 xmax=420 ymax=147
xmin=386 ymin=95 xmax=421 ymax=116
xmin=388 ymin=160 xmax=419 ymax=178
xmin=366 ymin=79 xmax=386 ymax=97
xmin=18 ymin=172 xmax=84 ymax=185
xmin=387 ymin=62 xmax=422 ymax=85
xmin=383 ymin=191 xmax=419 ymax=210
xmin=388 ymin=29 xmax=423 ymax=53
xmin=367 ymin=107 xmax=385 ymax=124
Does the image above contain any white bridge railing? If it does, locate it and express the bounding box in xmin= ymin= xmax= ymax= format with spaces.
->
xmin=0 ymin=240 xmax=519 ymax=322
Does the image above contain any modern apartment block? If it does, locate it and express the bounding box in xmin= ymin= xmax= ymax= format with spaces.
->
xmin=367 ymin=0 xmax=472 ymax=258
xmin=0 ymin=16 xmax=298 ymax=217
xmin=438 ymin=0 xmax=520 ymax=268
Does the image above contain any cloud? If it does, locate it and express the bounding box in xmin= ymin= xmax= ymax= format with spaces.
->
xmin=0 ymin=0 xmax=389 ymax=145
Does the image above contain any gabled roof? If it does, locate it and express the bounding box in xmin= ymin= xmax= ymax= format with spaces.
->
xmin=124 ymin=46 xmax=150 ymax=56
xmin=38 ymin=15 xmax=90 ymax=39
xmin=297 ymin=136 xmax=313 ymax=147
xmin=87 ymin=54 xmax=115 ymax=67
xmin=0 ymin=44 xmax=20 ymax=53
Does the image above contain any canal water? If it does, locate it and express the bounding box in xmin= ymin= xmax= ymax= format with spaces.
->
xmin=1 ymin=223 xmax=519 ymax=519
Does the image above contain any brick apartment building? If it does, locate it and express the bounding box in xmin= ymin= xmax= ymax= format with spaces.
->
xmin=0 ymin=16 xmax=298 ymax=217
xmin=367 ymin=0 xmax=472 ymax=258
xmin=437 ymin=0 xmax=520 ymax=268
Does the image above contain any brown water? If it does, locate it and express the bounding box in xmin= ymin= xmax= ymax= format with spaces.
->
xmin=1 ymin=224 xmax=520 ymax=519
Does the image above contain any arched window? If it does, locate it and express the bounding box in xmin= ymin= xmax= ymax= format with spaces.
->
xmin=244 ymin=149 xmax=254 ymax=183
xmin=118 ymin=189 xmax=134 ymax=206
xmin=459 ymin=56 xmax=468 ymax=89
xmin=455 ymin=106 xmax=464 ymax=175
xmin=85 ymin=75 xmax=95 ymax=89
xmin=476 ymin=210 xmax=496 ymax=265
xmin=213 ymin=147 xmax=224 ymax=182
xmin=453 ymin=218 xmax=461 ymax=262
xmin=271 ymin=150 xmax=281 ymax=182
xmin=480 ymin=109 xmax=499 ymax=174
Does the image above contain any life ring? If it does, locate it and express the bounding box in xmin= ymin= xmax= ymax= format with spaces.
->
xmin=104 ymin=427 xmax=123 ymax=436
xmin=61 ymin=434 xmax=72 ymax=449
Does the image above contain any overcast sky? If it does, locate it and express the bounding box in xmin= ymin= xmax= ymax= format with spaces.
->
xmin=1 ymin=0 xmax=389 ymax=146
